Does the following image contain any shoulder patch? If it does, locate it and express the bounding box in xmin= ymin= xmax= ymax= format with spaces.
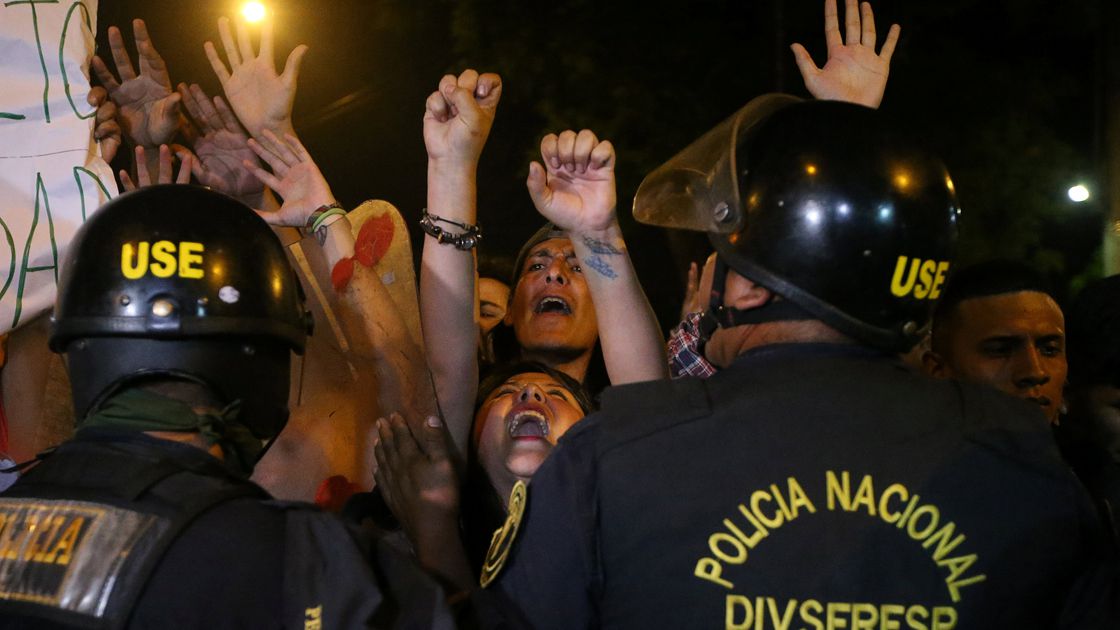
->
xmin=0 ymin=498 xmax=165 ymax=618
xmin=479 ymin=480 xmax=528 ymax=588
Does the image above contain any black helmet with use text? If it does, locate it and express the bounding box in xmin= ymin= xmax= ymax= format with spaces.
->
xmin=634 ymin=96 xmax=960 ymax=352
xmin=49 ymin=185 xmax=313 ymax=440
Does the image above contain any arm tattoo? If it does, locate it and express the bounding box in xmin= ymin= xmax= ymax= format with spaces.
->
xmin=581 ymin=235 xmax=624 ymax=256
xmin=585 ymin=255 xmax=619 ymax=279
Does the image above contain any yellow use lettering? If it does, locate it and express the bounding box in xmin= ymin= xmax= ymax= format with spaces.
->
xmin=149 ymin=241 xmax=177 ymax=278
xmin=890 ymin=256 xmax=949 ymax=300
xmin=121 ymin=242 xmax=150 ymax=280
xmin=929 ymin=262 xmax=950 ymax=299
xmin=178 ymin=242 xmax=205 ymax=279
xmin=890 ymin=256 xmax=920 ymax=297
xmin=913 ymin=260 xmax=937 ymax=299
xmin=120 ymin=241 xmax=206 ymax=279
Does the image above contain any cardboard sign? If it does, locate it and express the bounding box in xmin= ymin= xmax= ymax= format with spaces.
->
xmin=0 ymin=0 xmax=116 ymax=333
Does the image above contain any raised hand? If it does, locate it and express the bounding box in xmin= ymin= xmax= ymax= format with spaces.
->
xmin=204 ymin=16 xmax=307 ymax=139
xmin=92 ymin=19 xmax=181 ymax=148
xmin=119 ymin=145 xmax=191 ymax=191
xmin=373 ymin=413 xmax=460 ymax=556
xmin=423 ymin=69 xmax=502 ymax=166
xmin=526 ymin=129 xmax=617 ymax=234
xmin=87 ymin=87 xmax=122 ymax=162
xmin=175 ymin=83 xmax=263 ymax=201
xmin=244 ymin=129 xmax=335 ymax=224
xmin=790 ymin=0 xmax=900 ymax=109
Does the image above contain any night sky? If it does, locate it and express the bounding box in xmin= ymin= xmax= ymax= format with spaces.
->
xmin=96 ymin=0 xmax=1103 ymax=328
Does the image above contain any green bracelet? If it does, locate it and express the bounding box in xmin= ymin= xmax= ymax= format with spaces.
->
xmin=305 ymin=202 xmax=344 ymax=230
xmin=309 ymin=205 xmax=347 ymax=234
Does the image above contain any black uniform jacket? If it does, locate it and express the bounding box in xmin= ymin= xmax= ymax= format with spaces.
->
xmin=0 ymin=428 xmax=454 ymax=629
xmin=495 ymin=343 xmax=1119 ymax=629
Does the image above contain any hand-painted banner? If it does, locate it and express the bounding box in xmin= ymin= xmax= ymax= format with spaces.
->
xmin=0 ymin=0 xmax=116 ymax=333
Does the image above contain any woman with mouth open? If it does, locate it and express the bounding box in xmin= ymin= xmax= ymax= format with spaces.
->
xmin=373 ymin=359 xmax=594 ymax=598
xmin=474 ymin=363 xmax=592 ymax=495
xmin=462 ymin=361 xmax=594 ymax=567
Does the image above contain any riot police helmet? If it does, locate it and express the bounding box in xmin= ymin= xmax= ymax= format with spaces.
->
xmin=634 ymin=95 xmax=960 ymax=352
xmin=50 ymin=185 xmax=313 ymax=441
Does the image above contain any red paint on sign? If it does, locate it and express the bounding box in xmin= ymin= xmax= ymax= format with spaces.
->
xmin=355 ymin=213 xmax=394 ymax=268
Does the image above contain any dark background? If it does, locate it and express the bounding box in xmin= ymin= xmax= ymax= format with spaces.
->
xmin=97 ymin=0 xmax=1106 ymax=331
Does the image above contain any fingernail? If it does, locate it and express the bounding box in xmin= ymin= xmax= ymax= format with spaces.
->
xmin=426 ymin=415 xmax=441 ymax=428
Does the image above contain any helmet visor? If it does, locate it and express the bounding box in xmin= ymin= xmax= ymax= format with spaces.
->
xmin=633 ymin=94 xmax=801 ymax=234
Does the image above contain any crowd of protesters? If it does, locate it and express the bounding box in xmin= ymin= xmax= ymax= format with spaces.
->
xmin=0 ymin=0 xmax=1117 ymax=627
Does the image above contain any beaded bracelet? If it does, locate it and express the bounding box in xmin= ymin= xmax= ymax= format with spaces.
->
xmin=419 ymin=208 xmax=482 ymax=251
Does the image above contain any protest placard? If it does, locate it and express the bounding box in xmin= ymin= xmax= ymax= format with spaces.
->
xmin=0 ymin=0 xmax=116 ymax=334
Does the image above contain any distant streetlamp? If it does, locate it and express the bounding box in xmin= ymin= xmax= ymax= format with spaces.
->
xmin=241 ymin=2 xmax=267 ymax=23
xmin=1068 ymin=184 xmax=1091 ymax=203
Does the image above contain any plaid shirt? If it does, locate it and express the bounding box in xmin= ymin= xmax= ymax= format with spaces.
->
xmin=667 ymin=311 xmax=717 ymax=379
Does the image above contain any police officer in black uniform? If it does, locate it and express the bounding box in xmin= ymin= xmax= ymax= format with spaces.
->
xmin=0 ymin=185 xmax=455 ymax=628
xmin=491 ymin=97 xmax=1118 ymax=628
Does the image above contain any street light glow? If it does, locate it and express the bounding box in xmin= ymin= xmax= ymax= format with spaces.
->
xmin=241 ymin=2 xmax=267 ymax=23
xmin=1068 ymin=184 xmax=1090 ymax=203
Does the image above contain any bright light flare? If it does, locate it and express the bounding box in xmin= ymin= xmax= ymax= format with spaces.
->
xmin=1068 ymin=184 xmax=1090 ymax=203
xmin=241 ymin=2 xmax=267 ymax=23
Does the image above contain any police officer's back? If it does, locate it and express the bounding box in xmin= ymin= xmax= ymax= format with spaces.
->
xmin=0 ymin=186 xmax=453 ymax=628
xmin=492 ymin=99 xmax=1119 ymax=628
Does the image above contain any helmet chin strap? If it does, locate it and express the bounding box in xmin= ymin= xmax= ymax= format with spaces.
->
xmin=696 ymin=256 xmax=813 ymax=349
